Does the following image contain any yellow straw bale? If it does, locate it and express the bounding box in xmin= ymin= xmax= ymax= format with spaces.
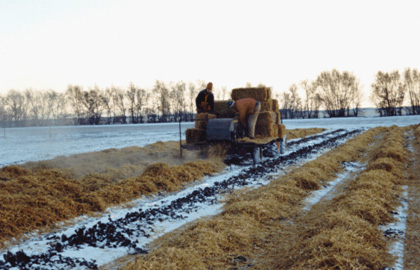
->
xmin=272 ymin=99 xmax=279 ymax=112
xmin=213 ymin=101 xmax=235 ymax=118
xmin=195 ymin=113 xmax=216 ymax=129
xmin=274 ymin=111 xmax=281 ymax=125
xmin=231 ymin=87 xmax=271 ymax=101
xmin=255 ymin=111 xmax=277 ymax=138
xmin=256 ymin=111 xmax=276 ymax=127
xmin=260 ymin=100 xmax=272 ymax=111
xmin=278 ymin=124 xmax=286 ymax=139
xmin=186 ymin=128 xmax=206 ymax=144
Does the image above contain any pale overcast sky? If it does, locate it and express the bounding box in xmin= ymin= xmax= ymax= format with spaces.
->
xmin=1 ymin=0 xmax=419 ymax=106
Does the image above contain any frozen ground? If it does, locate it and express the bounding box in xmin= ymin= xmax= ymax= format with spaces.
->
xmin=0 ymin=115 xmax=419 ymax=269
xmin=1 ymin=115 xmax=420 ymax=168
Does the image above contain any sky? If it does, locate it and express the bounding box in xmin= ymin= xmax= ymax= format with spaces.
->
xmin=1 ymin=0 xmax=420 ymax=106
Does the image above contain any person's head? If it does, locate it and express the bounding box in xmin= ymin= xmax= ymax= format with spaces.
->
xmin=206 ymin=82 xmax=213 ymax=93
xmin=227 ymin=100 xmax=235 ymax=108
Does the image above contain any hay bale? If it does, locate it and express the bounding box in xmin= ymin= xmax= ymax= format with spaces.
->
xmin=231 ymin=87 xmax=271 ymax=101
xmin=260 ymin=100 xmax=272 ymax=112
xmin=272 ymin=99 xmax=279 ymax=113
xmin=195 ymin=113 xmax=216 ymax=129
xmin=278 ymin=124 xmax=286 ymax=139
xmin=256 ymin=111 xmax=276 ymax=127
xmin=214 ymin=101 xmax=235 ymax=118
xmin=186 ymin=128 xmax=206 ymax=144
xmin=266 ymin=87 xmax=272 ymax=100
xmin=255 ymin=111 xmax=277 ymax=138
xmin=275 ymin=111 xmax=281 ymax=125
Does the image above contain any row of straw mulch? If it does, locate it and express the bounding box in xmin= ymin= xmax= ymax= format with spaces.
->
xmin=403 ymin=124 xmax=420 ymax=269
xmin=283 ymin=126 xmax=410 ymax=269
xmin=120 ymin=127 xmax=391 ymax=269
xmin=0 ymin=143 xmax=226 ymax=247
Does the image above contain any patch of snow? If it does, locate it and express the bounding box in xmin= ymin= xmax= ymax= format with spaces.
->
xmin=302 ymin=162 xmax=364 ymax=211
xmin=381 ymin=186 xmax=409 ymax=270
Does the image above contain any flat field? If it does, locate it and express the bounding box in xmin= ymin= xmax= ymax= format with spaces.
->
xmin=1 ymin=116 xmax=420 ymax=269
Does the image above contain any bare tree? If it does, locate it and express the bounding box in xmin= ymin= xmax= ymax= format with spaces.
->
xmin=370 ymin=70 xmax=405 ymax=116
xmin=170 ymin=81 xmax=187 ymax=120
xmin=24 ymin=89 xmax=43 ymax=125
xmin=112 ymin=87 xmax=127 ymax=124
xmin=4 ymin=90 xmax=27 ymax=126
xmin=81 ymin=87 xmax=105 ymax=125
xmin=66 ymin=85 xmax=85 ymax=125
xmin=153 ymin=80 xmax=171 ymax=122
xmin=316 ymin=69 xmax=361 ymax=117
xmin=45 ymin=90 xmax=67 ymax=125
xmin=300 ymin=80 xmax=321 ymax=118
xmin=0 ymin=95 xmax=8 ymax=127
xmin=103 ymin=87 xmax=116 ymax=124
xmin=135 ymin=87 xmax=147 ymax=123
xmin=188 ymin=82 xmax=197 ymax=113
xmin=127 ymin=83 xmax=138 ymax=124
xmin=279 ymin=85 xmax=302 ymax=119
xmin=403 ymin=68 xmax=420 ymax=115
xmin=221 ymin=86 xmax=227 ymax=100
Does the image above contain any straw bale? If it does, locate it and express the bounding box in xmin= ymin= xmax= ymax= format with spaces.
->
xmin=272 ymin=99 xmax=279 ymax=113
xmin=274 ymin=111 xmax=281 ymax=124
xmin=255 ymin=111 xmax=275 ymax=126
xmin=255 ymin=111 xmax=277 ymax=138
xmin=278 ymin=124 xmax=286 ymax=139
xmin=259 ymin=100 xmax=272 ymax=112
xmin=231 ymin=87 xmax=271 ymax=101
xmin=186 ymin=128 xmax=206 ymax=144
xmin=195 ymin=113 xmax=216 ymax=129
xmin=213 ymin=101 xmax=236 ymax=118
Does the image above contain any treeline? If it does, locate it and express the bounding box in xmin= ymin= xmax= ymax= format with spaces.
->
xmin=1 ymin=68 xmax=420 ymax=127
xmin=0 ymin=80 xmax=229 ymax=127
xmin=279 ymin=68 xmax=420 ymax=119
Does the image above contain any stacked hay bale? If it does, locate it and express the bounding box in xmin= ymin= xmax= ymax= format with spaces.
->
xmin=213 ymin=101 xmax=236 ymax=118
xmin=186 ymin=113 xmax=216 ymax=144
xmin=231 ymin=87 xmax=281 ymax=138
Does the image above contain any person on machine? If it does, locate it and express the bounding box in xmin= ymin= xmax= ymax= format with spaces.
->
xmin=227 ymin=98 xmax=261 ymax=139
xmin=195 ymin=82 xmax=214 ymax=113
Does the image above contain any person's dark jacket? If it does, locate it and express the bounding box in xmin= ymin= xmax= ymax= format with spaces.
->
xmin=195 ymin=89 xmax=214 ymax=113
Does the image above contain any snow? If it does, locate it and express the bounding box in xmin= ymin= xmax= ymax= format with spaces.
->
xmin=1 ymin=115 xmax=419 ymax=269
xmin=2 ymin=115 xmax=420 ymax=167
xmin=381 ymin=186 xmax=409 ymax=270
xmin=0 ymin=122 xmax=194 ymax=167
xmin=302 ymin=162 xmax=365 ymax=211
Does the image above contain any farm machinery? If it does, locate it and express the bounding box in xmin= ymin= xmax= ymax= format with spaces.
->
xmin=180 ymin=87 xmax=286 ymax=166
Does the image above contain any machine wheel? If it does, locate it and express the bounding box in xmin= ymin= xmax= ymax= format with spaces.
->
xmin=280 ymin=135 xmax=287 ymax=154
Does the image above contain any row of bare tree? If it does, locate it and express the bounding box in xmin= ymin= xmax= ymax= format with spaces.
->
xmin=1 ymin=68 xmax=420 ymax=126
xmin=0 ymin=80 xmax=228 ymax=127
xmin=279 ymin=68 xmax=420 ymax=119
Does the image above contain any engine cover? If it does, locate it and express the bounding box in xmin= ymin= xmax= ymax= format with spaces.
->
xmin=206 ymin=118 xmax=237 ymax=141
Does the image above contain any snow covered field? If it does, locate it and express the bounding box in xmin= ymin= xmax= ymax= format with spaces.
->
xmin=2 ymin=115 xmax=420 ymax=167
xmin=1 ymin=115 xmax=420 ymax=269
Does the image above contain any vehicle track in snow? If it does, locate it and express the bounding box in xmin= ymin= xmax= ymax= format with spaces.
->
xmin=0 ymin=128 xmax=362 ymax=270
